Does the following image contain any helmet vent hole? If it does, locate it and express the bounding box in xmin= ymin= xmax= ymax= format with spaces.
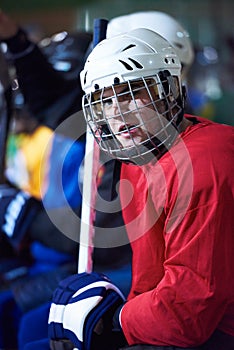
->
xmin=119 ymin=59 xmax=133 ymax=71
xmin=128 ymin=58 xmax=143 ymax=69
xmin=174 ymin=42 xmax=183 ymax=49
xmin=84 ymin=71 xmax=87 ymax=85
xmin=165 ymin=58 xmax=169 ymax=64
xmin=121 ymin=44 xmax=136 ymax=52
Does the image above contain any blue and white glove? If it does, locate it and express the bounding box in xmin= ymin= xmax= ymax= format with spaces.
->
xmin=48 ymin=272 xmax=127 ymax=350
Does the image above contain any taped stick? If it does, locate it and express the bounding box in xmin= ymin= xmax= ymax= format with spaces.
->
xmin=78 ymin=18 xmax=108 ymax=273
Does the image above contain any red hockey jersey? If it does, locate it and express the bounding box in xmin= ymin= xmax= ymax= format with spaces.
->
xmin=120 ymin=116 xmax=234 ymax=347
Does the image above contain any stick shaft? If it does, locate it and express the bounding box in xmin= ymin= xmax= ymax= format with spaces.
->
xmin=78 ymin=18 xmax=108 ymax=273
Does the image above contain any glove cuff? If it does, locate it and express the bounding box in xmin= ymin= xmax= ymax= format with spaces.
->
xmin=112 ymin=303 xmax=124 ymax=331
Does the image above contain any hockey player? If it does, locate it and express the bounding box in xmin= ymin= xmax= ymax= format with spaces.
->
xmin=49 ymin=28 xmax=234 ymax=350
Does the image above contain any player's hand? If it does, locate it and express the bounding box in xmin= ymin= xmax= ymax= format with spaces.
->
xmin=48 ymin=272 xmax=127 ymax=350
xmin=0 ymin=10 xmax=19 ymax=40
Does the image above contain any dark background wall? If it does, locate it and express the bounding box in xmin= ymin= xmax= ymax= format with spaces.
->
xmin=1 ymin=0 xmax=234 ymax=125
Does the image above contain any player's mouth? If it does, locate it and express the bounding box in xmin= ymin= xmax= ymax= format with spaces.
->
xmin=118 ymin=123 xmax=138 ymax=137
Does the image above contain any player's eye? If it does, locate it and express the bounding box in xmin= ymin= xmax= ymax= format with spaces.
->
xmin=131 ymin=83 xmax=146 ymax=96
xmin=103 ymin=97 xmax=113 ymax=107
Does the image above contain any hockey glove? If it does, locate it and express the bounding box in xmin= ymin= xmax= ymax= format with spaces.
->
xmin=0 ymin=185 xmax=41 ymax=249
xmin=48 ymin=272 xmax=127 ymax=350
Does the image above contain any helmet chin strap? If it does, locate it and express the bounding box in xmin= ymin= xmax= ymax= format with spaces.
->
xmin=181 ymin=85 xmax=187 ymax=110
xmin=159 ymin=70 xmax=187 ymax=131
xmin=157 ymin=69 xmax=185 ymax=129
xmin=175 ymin=85 xmax=186 ymax=128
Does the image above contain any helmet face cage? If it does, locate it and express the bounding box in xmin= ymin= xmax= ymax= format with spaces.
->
xmin=82 ymin=71 xmax=183 ymax=165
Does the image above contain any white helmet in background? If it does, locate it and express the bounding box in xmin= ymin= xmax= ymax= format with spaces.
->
xmin=106 ymin=11 xmax=194 ymax=72
xmin=81 ymin=28 xmax=185 ymax=165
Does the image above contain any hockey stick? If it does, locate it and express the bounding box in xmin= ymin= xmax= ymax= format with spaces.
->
xmin=78 ymin=18 xmax=108 ymax=273
xmin=0 ymin=52 xmax=12 ymax=184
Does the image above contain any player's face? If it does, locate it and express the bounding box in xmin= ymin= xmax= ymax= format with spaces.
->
xmin=93 ymin=79 xmax=166 ymax=149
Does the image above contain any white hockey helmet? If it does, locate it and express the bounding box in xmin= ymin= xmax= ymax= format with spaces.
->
xmin=80 ymin=28 xmax=185 ymax=165
xmin=106 ymin=11 xmax=194 ymax=71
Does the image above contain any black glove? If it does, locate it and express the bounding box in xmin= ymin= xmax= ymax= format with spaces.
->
xmin=90 ymin=299 xmax=126 ymax=350
xmin=48 ymin=272 xmax=127 ymax=350
xmin=0 ymin=185 xmax=41 ymax=249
